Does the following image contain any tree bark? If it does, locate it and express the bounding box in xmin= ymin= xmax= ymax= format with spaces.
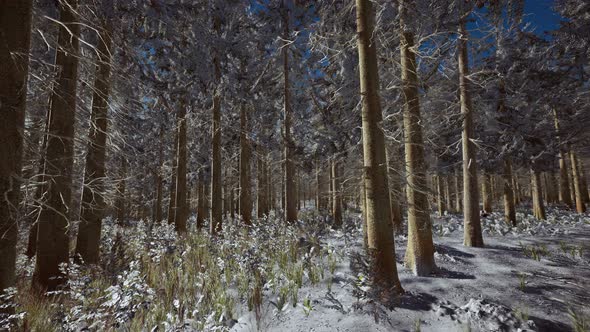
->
xmin=458 ymin=10 xmax=483 ymax=247
xmin=173 ymin=100 xmax=188 ymax=233
xmin=197 ymin=175 xmax=205 ymax=229
xmin=436 ymin=174 xmax=445 ymax=217
xmin=75 ymin=18 xmax=113 ymax=263
xmin=357 ymin=0 xmax=403 ymax=296
xmin=331 ymin=159 xmax=342 ymax=229
xmin=482 ymin=172 xmax=492 ymax=213
xmin=116 ymin=158 xmax=127 ymax=224
xmin=210 ymin=14 xmax=223 ymax=234
xmin=569 ymin=151 xmax=586 ymax=213
xmin=454 ymin=166 xmax=462 ymax=212
xmin=32 ymin=0 xmax=80 ymax=291
xmin=167 ymin=128 xmax=178 ymax=224
xmin=531 ymin=166 xmax=546 ymax=220
xmin=282 ymin=5 xmax=297 ymax=223
xmin=0 ymin=0 xmax=32 ymax=294
xmin=503 ymin=159 xmax=516 ymax=225
xmin=240 ymin=105 xmax=252 ymax=225
xmin=399 ymin=0 xmax=436 ymax=276
xmin=553 ymin=109 xmax=573 ymax=208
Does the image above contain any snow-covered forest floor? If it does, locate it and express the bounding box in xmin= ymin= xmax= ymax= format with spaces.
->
xmin=3 ymin=205 xmax=589 ymax=332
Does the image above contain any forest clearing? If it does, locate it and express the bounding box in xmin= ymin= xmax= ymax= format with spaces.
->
xmin=1 ymin=0 xmax=589 ymax=331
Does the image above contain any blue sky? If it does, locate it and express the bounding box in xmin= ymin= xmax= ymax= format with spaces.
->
xmin=524 ymin=0 xmax=561 ymax=35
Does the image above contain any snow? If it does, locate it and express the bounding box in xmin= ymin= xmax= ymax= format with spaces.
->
xmin=231 ymin=206 xmax=589 ymax=332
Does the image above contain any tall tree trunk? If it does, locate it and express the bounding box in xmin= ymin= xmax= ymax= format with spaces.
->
xmin=315 ymin=162 xmax=321 ymax=210
xmin=32 ymin=0 xmax=80 ymax=291
xmin=174 ymin=100 xmax=188 ymax=233
xmin=210 ymin=15 xmax=223 ymax=234
xmin=503 ymin=159 xmax=516 ymax=225
xmin=399 ymin=0 xmax=436 ymax=276
xmin=454 ymin=166 xmax=462 ymax=212
xmin=197 ymin=175 xmax=205 ymax=229
xmin=579 ymin=161 xmax=589 ymax=204
xmin=360 ymin=176 xmax=369 ymax=250
xmin=458 ymin=10 xmax=483 ymax=247
xmin=0 ymin=0 xmax=32 ymax=294
xmin=387 ymin=149 xmax=403 ymax=233
xmin=436 ymin=174 xmax=445 ymax=217
xmin=553 ymin=109 xmax=573 ymax=208
xmin=570 ymin=151 xmax=586 ymax=213
xmin=239 ymin=105 xmax=252 ymax=225
xmin=282 ymin=5 xmax=297 ymax=223
xmin=482 ymin=172 xmax=492 ymax=213
xmin=266 ymin=159 xmax=273 ymax=213
xmin=357 ymin=0 xmax=403 ymax=295
xmin=153 ymin=132 xmax=164 ymax=224
xmin=445 ymin=174 xmax=453 ymax=213
xmin=167 ymin=128 xmax=178 ymax=224
xmin=531 ymin=166 xmax=546 ymax=220
xmin=75 ymin=19 xmax=113 ymax=263
xmin=331 ymin=159 xmax=342 ymax=229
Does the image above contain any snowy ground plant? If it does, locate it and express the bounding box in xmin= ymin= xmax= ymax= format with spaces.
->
xmin=6 ymin=212 xmax=338 ymax=331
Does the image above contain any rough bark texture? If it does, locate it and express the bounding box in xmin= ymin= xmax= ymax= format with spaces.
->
xmin=569 ymin=151 xmax=586 ymax=213
xmin=174 ymin=101 xmax=188 ymax=233
xmin=399 ymin=0 xmax=436 ymax=276
xmin=75 ymin=20 xmax=113 ymax=263
xmin=240 ymin=105 xmax=252 ymax=225
xmin=458 ymin=12 xmax=483 ymax=247
xmin=0 ymin=0 xmax=32 ymax=294
xmin=331 ymin=159 xmax=342 ymax=229
xmin=357 ymin=0 xmax=403 ymax=296
xmin=33 ymin=0 xmax=80 ymax=291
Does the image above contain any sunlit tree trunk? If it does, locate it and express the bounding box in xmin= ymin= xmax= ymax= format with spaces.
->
xmin=552 ymin=109 xmax=573 ymax=208
xmin=458 ymin=8 xmax=483 ymax=247
xmin=32 ymin=0 xmax=80 ymax=290
xmin=570 ymin=151 xmax=586 ymax=213
xmin=399 ymin=0 xmax=436 ymax=275
xmin=445 ymin=174 xmax=453 ymax=214
xmin=357 ymin=0 xmax=403 ymax=296
xmin=75 ymin=18 xmax=114 ymax=263
xmin=0 ymin=0 xmax=32 ymax=294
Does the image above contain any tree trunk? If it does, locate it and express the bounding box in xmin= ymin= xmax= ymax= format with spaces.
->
xmin=167 ymin=128 xmax=178 ymax=224
xmin=387 ymin=149 xmax=403 ymax=233
xmin=399 ymin=0 xmax=436 ymax=276
xmin=436 ymin=174 xmax=445 ymax=217
xmin=454 ymin=166 xmax=462 ymax=212
xmin=458 ymin=10 xmax=483 ymax=247
xmin=503 ymin=159 xmax=516 ymax=226
xmin=210 ymin=15 xmax=223 ymax=235
xmin=569 ymin=151 xmax=586 ymax=213
xmin=482 ymin=172 xmax=492 ymax=213
xmin=239 ymin=105 xmax=252 ymax=225
xmin=282 ymin=6 xmax=297 ymax=223
xmin=75 ymin=19 xmax=113 ymax=263
xmin=0 ymin=0 xmax=32 ymax=294
xmin=579 ymin=161 xmax=589 ymax=204
xmin=197 ymin=176 xmax=205 ymax=229
xmin=153 ymin=133 xmax=164 ymax=224
xmin=531 ymin=166 xmax=546 ymax=220
xmin=553 ymin=109 xmax=573 ymax=208
xmin=445 ymin=174 xmax=453 ymax=214
xmin=32 ymin=0 xmax=80 ymax=291
xmin=357 ymin=0 xmax=403 ymax=296
xmin=173 ymin=100 xmax=188 ymax=233
xmin=331 ymin=159 xmax=342 ymax=229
